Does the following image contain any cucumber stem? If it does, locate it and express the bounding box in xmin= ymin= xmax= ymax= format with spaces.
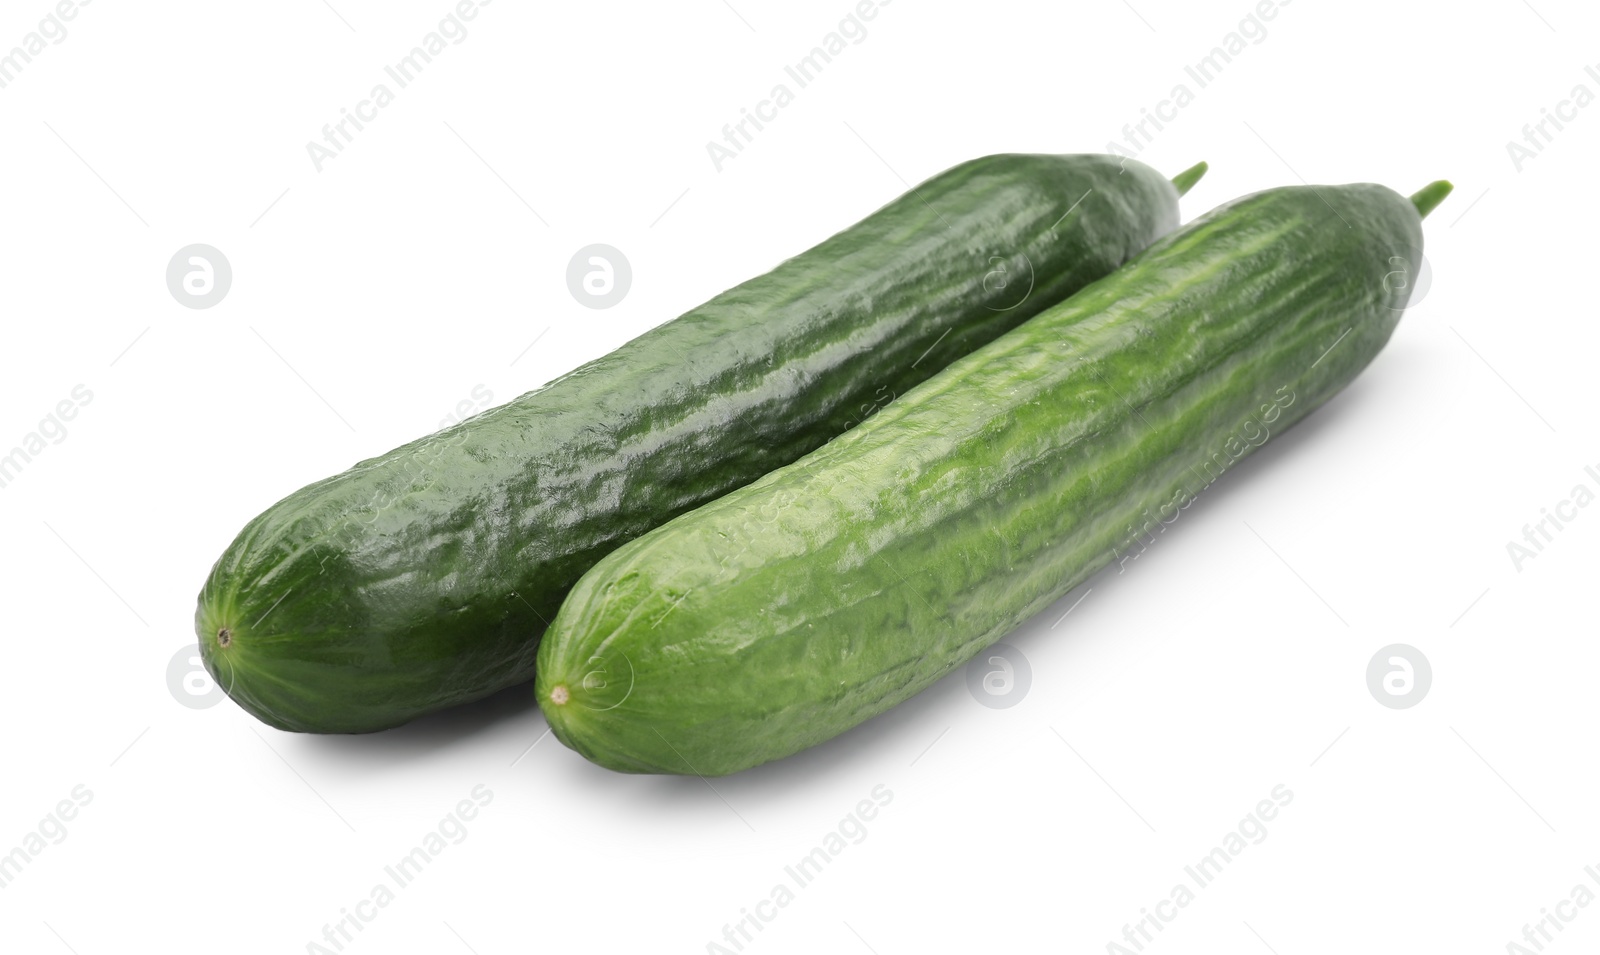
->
xmin=1170 ymin=161 xmax=1209 ymax=197
xmin=1410 ymin=180 xmax=1454 ymax=219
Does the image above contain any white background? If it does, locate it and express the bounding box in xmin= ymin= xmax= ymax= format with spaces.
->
xmin=0 ymin=0 xmax=1594 ymax=952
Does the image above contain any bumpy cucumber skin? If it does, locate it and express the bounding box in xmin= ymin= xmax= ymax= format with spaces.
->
xmin=536 ymin=183 xmax=1427 ymax=776
xmin=197 ymin=154 xmax=1187 ymax=733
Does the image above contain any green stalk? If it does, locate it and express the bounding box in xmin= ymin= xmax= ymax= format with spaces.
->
xmin=1170 ymin=161 xmax=1209 ymax=197
xmin=1410 ymin=180 xmax=1453 ymax=219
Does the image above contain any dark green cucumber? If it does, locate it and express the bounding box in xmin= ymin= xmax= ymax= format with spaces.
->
xmin=535 ymin=178 xmax=1451 ymax=775
xmin=197 ymin=153 xmax=1205 ymax=733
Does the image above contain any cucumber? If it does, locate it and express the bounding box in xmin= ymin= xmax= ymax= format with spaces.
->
xmin=535 ymin=178 xmax=1452 ymax=775
xmin=197 ymin=153 xmax=1205 ymax=733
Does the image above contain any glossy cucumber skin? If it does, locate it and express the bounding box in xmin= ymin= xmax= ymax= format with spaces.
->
xmin=196 ymin=154 xmax=1188 ymax=733
xmin=535 ymin=183 xmax=1427 ymax=775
